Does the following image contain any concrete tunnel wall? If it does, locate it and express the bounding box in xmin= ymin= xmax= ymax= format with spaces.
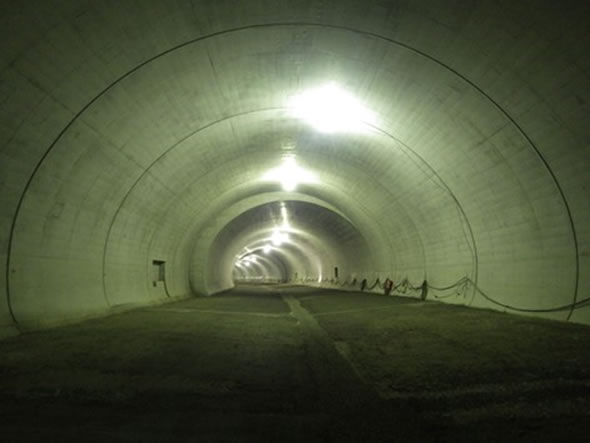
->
xmin=0 ymin=0 xmax=589 ymax=336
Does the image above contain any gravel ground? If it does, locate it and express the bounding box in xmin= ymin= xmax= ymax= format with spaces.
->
xmin=1 ymin=285 xmax=589 ymax=441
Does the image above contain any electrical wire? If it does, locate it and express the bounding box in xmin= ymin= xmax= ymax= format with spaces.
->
xmin=309 ymin=274 xmax=590 ymax=317
xmin=288 ymin=274 xmax=589 ymax=317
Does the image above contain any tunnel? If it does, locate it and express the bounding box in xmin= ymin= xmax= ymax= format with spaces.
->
xmin=1 ymin=1 xmax=589 ymax=440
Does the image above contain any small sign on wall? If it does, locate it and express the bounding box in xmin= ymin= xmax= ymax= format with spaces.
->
xmin=152 ymin=260 xmax=165 ymax=287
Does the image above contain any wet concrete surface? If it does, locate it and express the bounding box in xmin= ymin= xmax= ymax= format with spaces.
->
xmin=1 ymin=285 xmax=590 ymax=441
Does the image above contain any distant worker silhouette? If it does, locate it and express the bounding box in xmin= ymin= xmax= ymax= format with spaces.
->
xmin=384 ymin=278 xmax=393 ymax=296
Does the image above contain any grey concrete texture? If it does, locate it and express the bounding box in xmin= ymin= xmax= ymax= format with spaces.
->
xmin=0 ymin=0 xmax=589 ymax=333
xmin=1 ymin=285 xmax=590 ymax=441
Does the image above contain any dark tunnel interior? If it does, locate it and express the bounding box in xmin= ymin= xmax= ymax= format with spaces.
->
xmin=1 ymin=1 xmax=589 ymax=440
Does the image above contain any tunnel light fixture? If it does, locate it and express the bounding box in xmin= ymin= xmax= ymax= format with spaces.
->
xmin=280 ymin=204 xmax=290 ymax=229
xmin=281 ymin=141 xmax=295 ymax=151
xmin=262 ymin=156 xmax=317 ymax=191
xmin=263 ymin=244 xmax=272 ymax=254
xmin=288 ymin=83 xmax=376 ymax=133
xmin=271 ymin=228 xmax=289 ymax=246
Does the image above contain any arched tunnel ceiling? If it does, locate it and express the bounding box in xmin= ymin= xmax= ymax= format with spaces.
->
xmin=0 ymin=1 xmax=589 ymax=334
xmin=205 ymin=200 xmax=372 ymax=291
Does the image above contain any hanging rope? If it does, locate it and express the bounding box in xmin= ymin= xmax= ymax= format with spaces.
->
xmin=327 ymin=274 xmax=590 ymax=316
xmin=292 ymin=272 xmax=590 ymax=318
xmin=367 ymin=278 xmax=381 ymax=290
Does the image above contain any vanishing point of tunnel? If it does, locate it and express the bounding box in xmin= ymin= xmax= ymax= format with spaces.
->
xmin=0 ymin=1 xmax=589 ymax=441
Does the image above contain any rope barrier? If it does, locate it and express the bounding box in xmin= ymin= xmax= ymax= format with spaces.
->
xmin=290 ymin=273 xmax=590 ymax=317
xmin=465 ymin=278 xmax=590 ymax=313
xmin=327 ymin=274 xmax=590 ymax=315
xmin=367 ymin=278 xmax=380 ymax=290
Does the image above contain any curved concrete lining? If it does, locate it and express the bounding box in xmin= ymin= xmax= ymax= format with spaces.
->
xmin=206 ymin=200 xmax=369 ymax=293
xmin=1 ymin=1 xmax=588 ymax=334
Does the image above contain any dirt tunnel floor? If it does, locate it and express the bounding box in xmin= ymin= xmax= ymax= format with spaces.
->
xmin=2 ymin=285 xmax=590 ymax=442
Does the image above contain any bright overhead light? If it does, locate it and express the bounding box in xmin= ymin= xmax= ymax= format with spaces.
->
xmin=262 ymin=156 xmax=317 ymax=191
xmin=271 ymin=228 xmax=289 ymax=246
xmin=288 ymin=83 xmax=376 ymax=133
xmin=263 ymin=244 xmax=272 ymax=254
xmin=280 ymin=204 xmax=290 ymax=229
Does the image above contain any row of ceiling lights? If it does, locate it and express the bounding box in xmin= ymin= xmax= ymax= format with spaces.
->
xmin=237 ymin=83 xmax=373 ymax=269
